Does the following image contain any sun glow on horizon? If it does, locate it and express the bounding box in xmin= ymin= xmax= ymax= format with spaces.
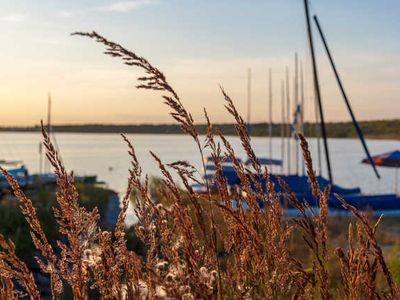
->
xmin=0 ymin=0 xmax=399 ymax=126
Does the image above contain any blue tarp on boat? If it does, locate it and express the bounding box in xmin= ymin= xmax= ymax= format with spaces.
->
xmin=199 ymin=158 xmax=400 ymax=211
xmin=207 ymin=167 xmax=360 ymax=195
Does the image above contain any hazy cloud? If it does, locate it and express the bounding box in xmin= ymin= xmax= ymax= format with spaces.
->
xmin=97 ymin=0 xmax=155 ymax=12
xmin=57 ymin=10 xmax=85 ymax=18
xmin=0 ymin=13 xmax=25 ymax=22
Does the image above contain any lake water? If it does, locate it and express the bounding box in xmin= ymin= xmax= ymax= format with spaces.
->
xmin=1 ymin=132 xmax=398 ymax=222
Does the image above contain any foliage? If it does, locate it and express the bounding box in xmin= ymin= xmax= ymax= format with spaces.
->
xmin=388 ymin=242 xmax=400 ymax=285
xmin=0 ymin=185 xmax=115 ymax=261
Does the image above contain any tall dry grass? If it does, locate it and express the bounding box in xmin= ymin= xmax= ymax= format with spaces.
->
xmin=0 ymin=31 xmax=398 ymax=299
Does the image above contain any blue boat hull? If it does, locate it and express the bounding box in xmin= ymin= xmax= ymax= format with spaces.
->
xmin=233 ymin=193 xmax=400 ymax=211
xmin=201 ymin=167 xmax=400 ymax=211
xmin=328 ymin=193 xmax=400 ymax=211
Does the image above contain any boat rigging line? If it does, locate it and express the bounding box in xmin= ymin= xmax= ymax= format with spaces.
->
xmin=313 ymin=14 xmax=380 ymax=179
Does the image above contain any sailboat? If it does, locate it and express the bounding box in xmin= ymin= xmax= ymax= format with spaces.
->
xmin=262 ymin=0 xmax=400 ymax=211
xmin=301 ymin=2 xmax=400 ymax=211
xmin=0 ymin=160 xmax=29 ymax=189
xmin=37 ymin=94 xmax=98 ymax=185
xmin=192 ymin=68 xmax=283 ymax=193
xmin=0 ymin=95 xmax=98 ymax=194
xmin=195 ymin=0 xmax=400 ymax=211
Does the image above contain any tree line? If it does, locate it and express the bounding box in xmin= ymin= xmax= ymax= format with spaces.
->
xmin=0 ymin=119 xmax=398 ymax=139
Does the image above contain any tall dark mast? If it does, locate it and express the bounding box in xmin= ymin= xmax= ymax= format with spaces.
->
xmin=281 ymin=80 xmax=285 ymax=174
xmin=47 ymin=93 xmax=51 ymax=135
xmin=300 ymin=60 xmax=306 ymax=176
xmin=303 ymin=0 xmax=333 ymax=183
xmin=286 ymin=67 xmax=291 ymax=175
xmin=294 ymin=53 xmax=299 ymax=175
xmin=268 ymin=68 xmax=273 ymax=162
xmin=44 ymin=93 xmax=52 ymax=173
xmin=247 ymin=68 xmax=252 ymax=136
xmin=313 ymin=15 xmax=380 ymax=179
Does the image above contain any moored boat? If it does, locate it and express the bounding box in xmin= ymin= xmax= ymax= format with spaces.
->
xmin=0 ymin=160 xmax=29 ymax=188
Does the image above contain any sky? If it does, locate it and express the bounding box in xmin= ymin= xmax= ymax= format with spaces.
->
xmin=0 ymin=0 xmax=399 ymax=126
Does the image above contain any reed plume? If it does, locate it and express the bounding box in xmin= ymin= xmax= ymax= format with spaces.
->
xmin=0 ymin=31 xmax=398 ymax=299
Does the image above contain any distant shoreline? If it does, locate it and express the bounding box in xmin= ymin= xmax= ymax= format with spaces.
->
xmin=0 ymin=119 xmax=399 ymax=140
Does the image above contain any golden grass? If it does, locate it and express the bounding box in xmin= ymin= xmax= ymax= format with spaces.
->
xmin=0 ymin=31 xmax=398 ymax=299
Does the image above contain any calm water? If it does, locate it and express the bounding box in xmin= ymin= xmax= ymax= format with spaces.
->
xmin=0 ymin=132 xmax=398 ymax=222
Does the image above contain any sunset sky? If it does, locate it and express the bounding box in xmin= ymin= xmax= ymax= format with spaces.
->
xmin=0 ymin=0 xmax=399 ymax=126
